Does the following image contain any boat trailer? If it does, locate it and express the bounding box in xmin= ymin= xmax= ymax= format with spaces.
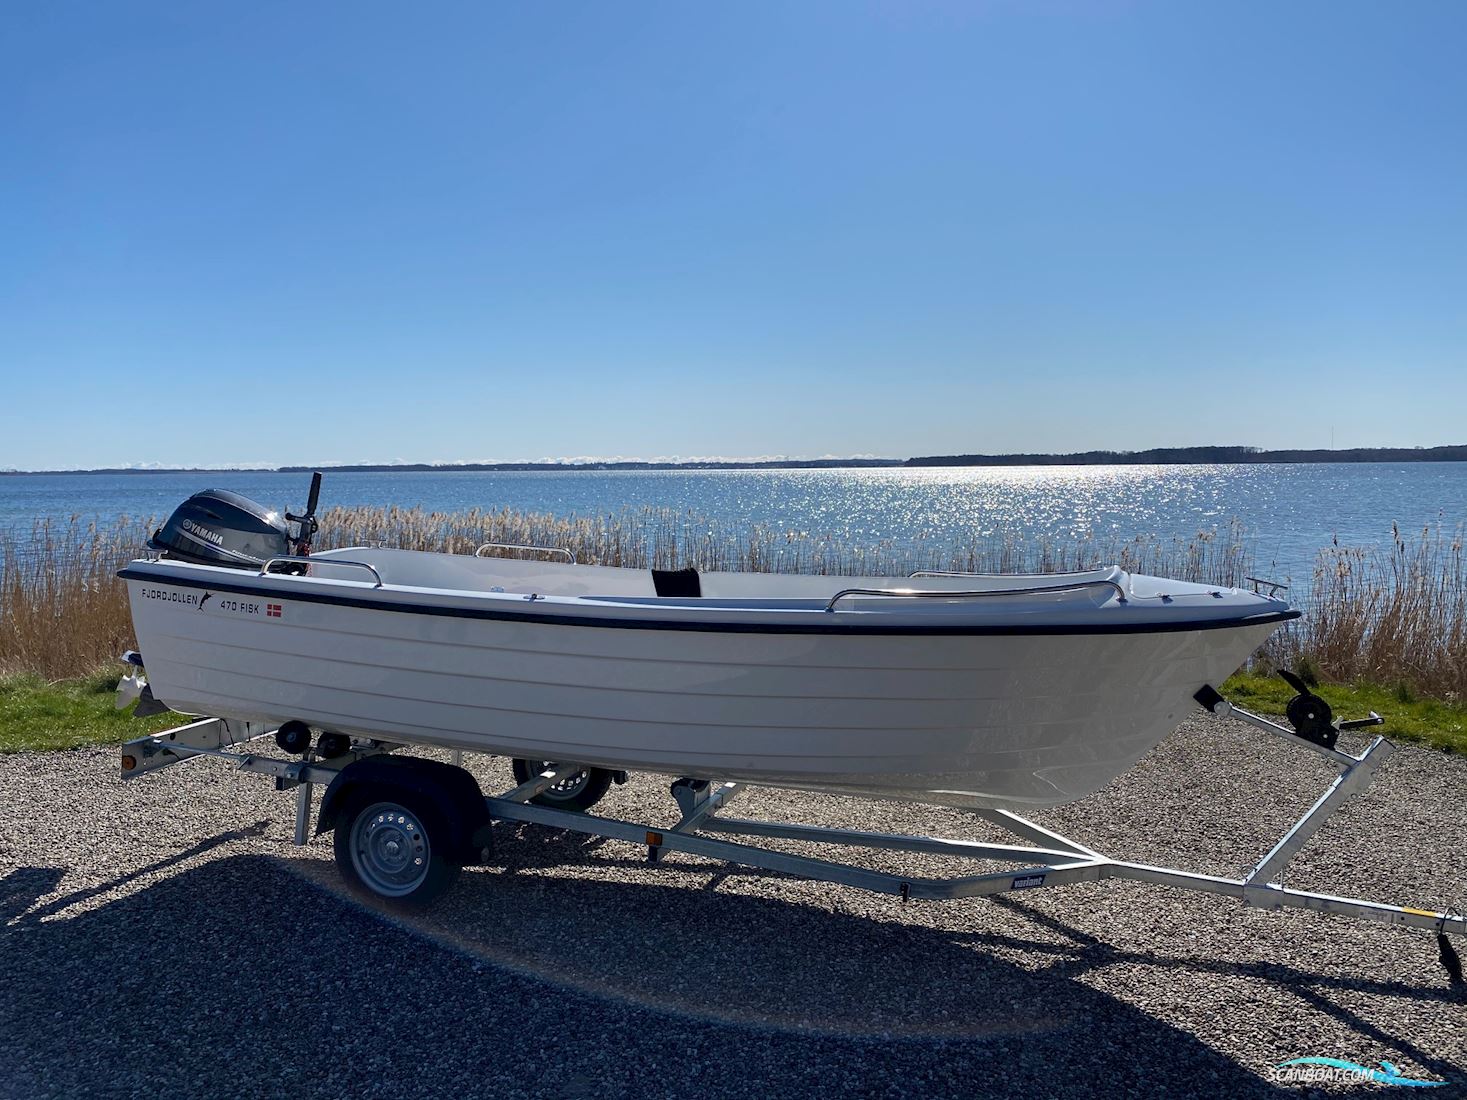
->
xmin=118 ymin=682 xmax=1466 ymax=982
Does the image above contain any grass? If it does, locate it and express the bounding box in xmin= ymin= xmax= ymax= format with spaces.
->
xmin=1221 ymin=669 xmax=1467 ymax=755
xmin=0 ymin=671 xmax=178 ymax=753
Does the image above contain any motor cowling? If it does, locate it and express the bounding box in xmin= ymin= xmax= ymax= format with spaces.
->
xmin=149 ymin=489 xmax=291 ymax=569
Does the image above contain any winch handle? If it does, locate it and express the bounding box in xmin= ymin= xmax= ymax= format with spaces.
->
xmin=1277 ymin=669 xmax=1311 ymax=696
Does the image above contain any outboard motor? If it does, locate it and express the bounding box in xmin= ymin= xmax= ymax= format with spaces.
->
xmin=149 ymin=489 xmax=292 ymax=569
xmin=149 ymin=474 xmax=323 ymax=570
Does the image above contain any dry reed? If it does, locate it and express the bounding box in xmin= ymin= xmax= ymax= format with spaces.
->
xmin=1268 ymin=523 xmax=1466 ymax=700
xmin=2 ymin=507 xmax=1460 ymax=702
xmin=1 ymin=516 xmax=155 ymax=680
xmin=313 ymin=505 xmax=1253 ymax=585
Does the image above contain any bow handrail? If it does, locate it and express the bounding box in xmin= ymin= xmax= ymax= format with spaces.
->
xmin=824 ymin=578 xmax=1128 ymax=613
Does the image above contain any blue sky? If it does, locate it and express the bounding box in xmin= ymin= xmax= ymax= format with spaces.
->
xmin=2 ymin=1 xmax=1464 ymax=469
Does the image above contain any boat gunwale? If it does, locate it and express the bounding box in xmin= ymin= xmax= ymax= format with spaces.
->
xmin=118 ymin=563 xmax=1302 ymax=637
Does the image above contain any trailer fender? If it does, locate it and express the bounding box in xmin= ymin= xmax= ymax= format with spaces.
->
xmin=316 ymin=755 xmax=490 ymax=865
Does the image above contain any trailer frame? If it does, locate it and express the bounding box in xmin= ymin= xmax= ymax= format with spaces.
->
xmin=118 ymin=690 xmax=1466 ymax=979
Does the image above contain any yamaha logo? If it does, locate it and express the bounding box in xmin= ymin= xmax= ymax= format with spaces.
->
xmin=180 ymin=518 xmax=224 ymax=546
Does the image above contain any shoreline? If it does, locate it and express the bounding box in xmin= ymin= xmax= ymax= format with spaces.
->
xmin=6 ymin=443 xmax=1467 ymax=476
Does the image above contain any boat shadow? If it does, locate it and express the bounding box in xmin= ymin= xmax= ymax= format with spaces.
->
xmin=2 ymin=836 xmax=1458 ymax=1099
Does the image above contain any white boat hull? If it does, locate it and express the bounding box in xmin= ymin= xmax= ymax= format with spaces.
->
xmin=121 ymin=553 xmax=1291 ymax=808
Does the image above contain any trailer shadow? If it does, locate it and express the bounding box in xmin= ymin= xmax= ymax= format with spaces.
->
xmin=456 ymin=833 xmax=1466 ymax=1052
xmin=5 ymin=847 xmax=1458 ymax=1098
xmin=974 ymin=894 xmax=1466 ymax=1084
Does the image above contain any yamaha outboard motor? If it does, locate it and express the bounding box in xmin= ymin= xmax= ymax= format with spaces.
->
xmin=149 ymin=489 xmax=292 ymax=568
xmin=150 ymin=473 xmax=324 ymax=570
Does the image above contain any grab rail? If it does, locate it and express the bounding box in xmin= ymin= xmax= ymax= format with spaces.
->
xmin=475 ymin=542 xmax=575 ymax=563
xmin=1245 ymin=576 xmax=1290 ymax=596
xmin=909 ymin=568 xmax=1103 ymax=579
xmin=825 ymin=578 xmax=1128 ymax=613
xmin=260 ymin=557 xmax=384 ymax=587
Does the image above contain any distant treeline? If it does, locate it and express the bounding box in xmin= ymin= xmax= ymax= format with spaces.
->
xmin=276 ymin=458 xmax=906 ymax=473
xmin=0 ymin=459 xmax=905 ymax=475
xmin=7 ymin=446 xmax=1467 ymax=476
xmin=906 ymin=445 xmax=1467 ymax=467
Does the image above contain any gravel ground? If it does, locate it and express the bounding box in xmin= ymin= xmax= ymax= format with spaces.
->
xmin=1 ymin=712 xmax=1464 ymax=1099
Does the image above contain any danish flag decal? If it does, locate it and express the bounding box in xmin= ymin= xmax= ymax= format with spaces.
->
xmin=267 ymin=603 xmax=283 ymax=618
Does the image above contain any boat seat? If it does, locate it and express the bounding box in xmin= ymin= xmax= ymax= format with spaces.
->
xmin=651 ymin=567 xmax=701 ymax=598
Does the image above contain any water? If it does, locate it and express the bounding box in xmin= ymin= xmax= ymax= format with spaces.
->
xmin=3 ymin=463 xmax=1464 ymax=583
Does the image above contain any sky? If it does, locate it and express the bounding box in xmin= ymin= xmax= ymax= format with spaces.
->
xmin=2 ymin=1 xmax=1465 ymax=470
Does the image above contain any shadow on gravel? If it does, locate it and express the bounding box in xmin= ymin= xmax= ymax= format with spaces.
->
xmin=0 ymin=845 xmax=1379 ymax=1100
xmin=0 ymin=866 xmax=63 ymax=921
xmin=10 ymin=821 xmax=271 ymax=924
xmin=978 ymin=895 xmax=1466 ymax=1087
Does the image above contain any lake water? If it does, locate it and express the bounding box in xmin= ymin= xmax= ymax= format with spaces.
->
xmin=2 ymin=463 xmax=1463 ymax=583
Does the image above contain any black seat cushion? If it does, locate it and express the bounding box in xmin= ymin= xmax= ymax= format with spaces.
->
xmin=651 ymin=567 xmax=701 ymax=598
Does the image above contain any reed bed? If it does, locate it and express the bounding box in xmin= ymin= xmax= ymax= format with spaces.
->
xmin=1 ymin=516 xmax=155 ymax=681
xmin=313 ymin=505 xmax=1253 ymax=586
xmin=1268 ymin=523 xmax=1466 ymax=700
xmin=2 ymin=506 xmax=1462 ymax=704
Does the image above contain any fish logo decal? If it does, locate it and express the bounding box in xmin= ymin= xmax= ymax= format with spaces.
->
xmin=197 ymin=592 xmax=213 ymax=612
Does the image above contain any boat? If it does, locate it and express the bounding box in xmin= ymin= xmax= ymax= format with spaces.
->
xmin=118 ymin=477 xmax=1298 ymax=810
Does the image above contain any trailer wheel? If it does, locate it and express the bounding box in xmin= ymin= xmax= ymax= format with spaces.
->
xmin=510 ymin=759 xmax=614 ymax=812
xmin=334 ymin=791 xmax=459 ymax=908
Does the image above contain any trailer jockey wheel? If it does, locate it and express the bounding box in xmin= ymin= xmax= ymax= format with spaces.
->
xmin=334 ymin=790 xmax=459 ymax=908
xmin=511 ymin=759 xmax=614 ymax=812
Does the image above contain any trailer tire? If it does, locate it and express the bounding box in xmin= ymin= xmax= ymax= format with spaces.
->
xmin=334 ymin=788 xmax=460 ymax=909
xmin=510 ymin=760 xmax=614 ymax=812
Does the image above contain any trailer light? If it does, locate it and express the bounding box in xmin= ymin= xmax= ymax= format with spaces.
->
xmin=121 ymin=755 xmax=137 ymax=771
xmin=646 ymin=831 xmax=663 ymax=847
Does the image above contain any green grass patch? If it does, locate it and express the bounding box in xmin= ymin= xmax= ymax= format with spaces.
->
xmin=0 ymin=671 xmax=179 ymax=753
xmin=1221 ymin=670 xmax=1467 ymax=755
